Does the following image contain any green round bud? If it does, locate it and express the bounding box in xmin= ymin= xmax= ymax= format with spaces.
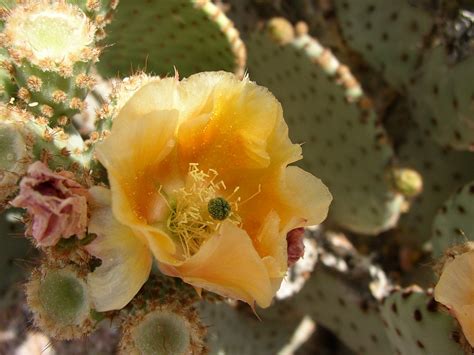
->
xmin=132 ymin=311 xmax=191 ymax=355
xmin=266 ymin=17 xmax=295 ymax=45
xmin=390 ymin=168 xmax=423 ymax=198
xmin=208 ymin=197 xmax=231 ymax=221
xmin=26 ymin=266 xmax=93 ymax=339
xmin=38 ymin=270 xmax=89 ymax=325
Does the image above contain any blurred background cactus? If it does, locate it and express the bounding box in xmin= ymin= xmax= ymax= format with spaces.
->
xmin=1 ymin=0 xmax=474 ymax=354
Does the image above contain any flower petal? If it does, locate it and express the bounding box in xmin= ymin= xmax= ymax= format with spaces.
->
xmin=435 ymin=250 xmax=474 ymax=346
xmin=177 ymin=72 xmax=285 ymax=173
xmin=86 ymin=187 xmax=152 ymax=312
xmin=96 ymin=108 xmax=180 ymax=260
xmin=159 ymin=221 xmax=273 ymax=308
xmin=282 ymin=166 xmax=332 ymax=226
xmin=112 ymin=78 xmax=180 ymax=130
xmin=254 ymin=211 xmax=286 ymax=276
xmin=456 ymin=305 xmax=474 ymax=347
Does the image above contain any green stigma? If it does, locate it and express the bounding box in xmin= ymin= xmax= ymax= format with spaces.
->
xmin=208 ymin=197 xmax=231 ymax=221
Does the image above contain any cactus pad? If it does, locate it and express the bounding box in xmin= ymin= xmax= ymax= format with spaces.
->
xmin=432 ymin=181 xmax=474 ymax=257
xmin=294 ymin=264 xmax=390 ymax=355
xmin=291 ymin=230 xmax=391 ymax=354
xmin=0 ymin=49 xmax=15 ymax=102
xmin=246 ymin=25 xmax=404 ymax=234
xmin=1 ymin=1 xmax=101 ymax=124
xmin=396 ymin=119 xmax=474 ymax=246
xmin=97 ymin=0 xmax=246 ymax=79
xmin=380 ymin=287 xmax=465 ymax=354
xmin=0 ymin=110 xmax=30 ymax=203
xmin=408 ymin=47 xmax=474 ymax=150
xmin=333 ymin=0 xmax=434 ymax=91
xmin=0 ymin=210 xmax=31 ymax=295
xmin=199 ymin=301 xmax=309 ymax=354
xmin=0 ymin=105 xmax=90 ymax=184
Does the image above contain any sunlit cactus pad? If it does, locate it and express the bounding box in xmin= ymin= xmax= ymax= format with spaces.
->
xmin=333 ymin=0 xmax=434 ymax=91
xmin=247 ymin=24 xmax=404 ymax=235
xmin=408 ymin=47 xmax=474 ymax=151
xmin=432 ymin=181 xmax=474 ymax=257
xmin=97 ymin=0 xmax=246 ymax=78
xmin=396 ymin=117 xmax=474 ymax=245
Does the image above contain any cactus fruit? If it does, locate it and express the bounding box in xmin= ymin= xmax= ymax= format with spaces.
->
xmin=96 ymin=0 xmax=246 ymax=79
xmin=333 ymin=0 xmax=434 ymax=91
xmin=389 ymin=168 xmax=423 ymax=198
xmin=246 ymin=20 xmax=404 ymax=235
xmin=25 ymin=264 xmax=94 ymax=340
xmin=119 ymin=295 xmax=206 ymax=355
xmin=1 ymin=1 xmax=101 ymax=125
xmin=432 ymin=181 xmax=474 ymax=257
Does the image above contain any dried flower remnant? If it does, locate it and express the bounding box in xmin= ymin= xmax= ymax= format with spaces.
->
xmin=11 ymin=161 xmax=88 ymax=247
xmin=287 ymin=227 xmax=305 ymax=266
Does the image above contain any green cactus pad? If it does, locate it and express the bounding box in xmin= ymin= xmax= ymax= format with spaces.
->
xmin=0 ymin=105 xmax=90 ymax=185
xmin=0 ymin=49 xmax=15 ymax=102
xmin=333 ymin=0 xmax=434 ymax=91
xmin=68 ymin=0 xmax=118 ymax=32
xmin=224 ymin=0 xmax=259 ymax=38
xmin=0 ymin=210 xmax=31 ymax=295
xmin=291 ymin=230 xmax=392 ymax=354
xmin=199 ymin=301 xmax=309 ymax=355
xmin=294 ymin=264 xmax=390 ymax=355
xmin=2 ymin=1 xmax=101 ymax=125
xmin=0 ymin=111 xmax=30 ymax=203
xmin=408 ymin=47 xmax=474 ymax=150
xmin=395 ymin=111 xmax=474 ymax=246
xmin=96 ymin=0 xmax=246 ymax=79
xmin=380 ymin=287 xmax=465 ymax=354
xmin=432 ymin=181 xmax=474 ymax=257
xmin=246 ymin=27 xmax=404 ymax=234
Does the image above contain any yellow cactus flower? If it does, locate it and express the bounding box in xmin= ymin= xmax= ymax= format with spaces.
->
xmin=434 ymin=245 xmax=474 ymax=347
xmin=87 ymin=72 xmax=332 ymax=311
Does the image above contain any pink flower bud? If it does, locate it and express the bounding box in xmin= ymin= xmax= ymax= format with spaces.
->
xmin=287 ymin=227 xmax=305 ymax=266
xmin=11 ymin=161 xmax=88 ymax=247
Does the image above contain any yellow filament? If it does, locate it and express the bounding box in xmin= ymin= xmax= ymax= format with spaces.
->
xmin=164 ymin=164 xmax=241 ymax=259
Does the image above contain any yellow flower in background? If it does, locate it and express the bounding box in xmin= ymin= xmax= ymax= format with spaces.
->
xmin=87 ymin=72 xmax=332 ymax=311
xmin=434 ymin=247 xmax=474 ymax=347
